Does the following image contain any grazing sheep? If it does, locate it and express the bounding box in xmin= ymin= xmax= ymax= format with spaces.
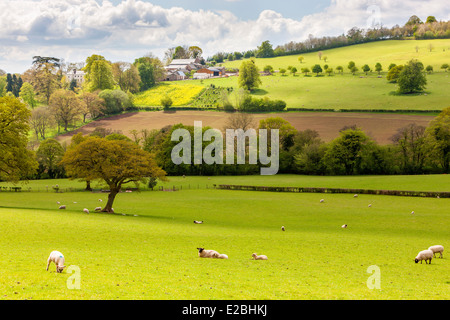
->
xmin=411 ymin=211 xmax=415 ymax=215
xmin=98 ymin=199 xmax=103 ymax=202
xmin=341 ymin=224 xmax=348 ymax=228
xmin=428 ymin=245 xmax=444 ymax=258
xmin=56 ymin=201 xmax=60 ymax=205
xmin=95 ymin=207 xmax=102 ymax=211
xmin=83 ymin=208 xmax=89 ymax=214
xmin=368 ymin=204 xmax=372 ymax=207
xmin=46 ymin=251 xmax=66 ymax=273
xmin=252 ymin=253 xmax=268 ymax=260
xmin=193 ymin=220 xmax=204 ymax=224
xmin=59 ymin=205 xmax=66 ymax=210
xmin=320 ymin=199 xmax=325 ymax=203
xmin=281 ymin=226 xmax=285 ymax=231
xmin=212 ymin=252 xmax=228 ymax=259
xmin=197 ymin=248 xmax=219 ymax=258
xmin=354 ymin=194 xmax=358 ymax=198
xmin=415 ymin=249 xmax=433 ymax=264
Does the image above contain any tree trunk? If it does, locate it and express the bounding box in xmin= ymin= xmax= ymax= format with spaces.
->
xmin=85 ymin=180 xmax=92 ymax=191
xmin=102 ymin=188 xmax=119 ymax=213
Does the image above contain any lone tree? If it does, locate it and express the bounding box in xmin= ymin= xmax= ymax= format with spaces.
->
xmin=238 ymin=60 xmax=261 ymax=91
xmin=312 ymin=64 xmax=323 ymax=76
xmin=397 ymin=59 xmax=427 ymax=93
xmin=0 ymin=97 xmax=38 ymax=182
xmin=61 ymin=137 xmax=166 ymax=213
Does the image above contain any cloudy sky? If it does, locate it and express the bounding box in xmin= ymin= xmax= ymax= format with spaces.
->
xmin=1 ymin=0 xmax=449 ymax=73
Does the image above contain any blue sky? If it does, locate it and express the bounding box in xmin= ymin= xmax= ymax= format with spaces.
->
xmin=105 ymin=0 xmax=331 ymax=20
xmin=0 ymin=0 xmax=449 ymax=73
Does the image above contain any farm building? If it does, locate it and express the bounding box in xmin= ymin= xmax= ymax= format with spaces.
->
xmin=165 ymin=70 xmax=187 ymax=81
xmin=193 ymin=67 xmax=225 ymax=79
xmin=165 ymin=58 xmax=203 ymax=73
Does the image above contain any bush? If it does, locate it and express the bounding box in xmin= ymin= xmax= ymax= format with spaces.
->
xmin=98 ymin=89 xmax=132 ymax=115
xmin=160 ymin=95 xmax=173 ymax=109
xmin=240 ymin=96 xmax=287 ymax=112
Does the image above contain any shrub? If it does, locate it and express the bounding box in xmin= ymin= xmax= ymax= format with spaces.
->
xmin=240 ymin=96 xmax=287 ymax=112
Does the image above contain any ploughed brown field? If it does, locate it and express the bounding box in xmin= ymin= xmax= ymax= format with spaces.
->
xmin=56 ymin=111 xmax=435 ymax=145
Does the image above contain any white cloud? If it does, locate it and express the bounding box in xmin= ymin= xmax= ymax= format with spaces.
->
xmin=0 ymin=0 xmax=449 ymax=73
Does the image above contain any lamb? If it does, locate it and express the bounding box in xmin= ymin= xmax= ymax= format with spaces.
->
xmin=83 ymin=208 xmax=89 ymax=214
xmin=46 ymin=251 xmax=66 ymax=273
xmin=428 ymin=245 xmax=444 ymax=258
xmin=197 ymin=248 xmax=219 ymax=258
xmin=415 ymin=249 xmax=433 ymax=264
xmin=59 ymin=205 xmax=66 ymax=210
xmin=212 ymin=252 xmax=228 ymax=259
xmin=252 ymin=253 xmax=268 ymax=260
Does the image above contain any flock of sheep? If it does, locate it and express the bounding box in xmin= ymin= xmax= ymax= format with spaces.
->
xmin=46 ymin=193 xmax=444 ymax=273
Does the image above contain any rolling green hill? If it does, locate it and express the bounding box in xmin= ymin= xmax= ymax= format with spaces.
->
xmin=186 ymin=39 xmax=450 ymax=111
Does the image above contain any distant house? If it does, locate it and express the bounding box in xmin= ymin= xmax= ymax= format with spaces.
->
xmin=165 ymin=58 xmax=203 ymax=72
xmin=165 ymin=70 xmax=187 ymax=81
xmin=193 ymin=67 xmax=225 ymax=79
xmin=66 ymin=69 xmax=85 ymax=84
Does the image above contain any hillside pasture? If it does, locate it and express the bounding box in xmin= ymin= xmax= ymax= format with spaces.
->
xmin=0 ymin=175 xmax=448 ymax=300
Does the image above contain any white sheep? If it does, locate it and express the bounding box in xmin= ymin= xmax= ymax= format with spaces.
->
xmin=320 ymin=199 xmax=325 ymax=203
xmin=353 ymin=194 xmax=358 ymax=198
xmin=193 ymin=220 xmax=204 ymax=224
xmin=59 ymin=205 xmax=66 ymax=210
xmin=252 ymin=253 xmax=268 ymax=260
xmin=98 ymin=199 xmax=103 ymax=202
xmin=428 ymin=245 xmax=444 ymax=258
xmin=197 ymin=248 xmax=219 ymax=258
xmin=83 ymin=208 xmax=89 ymax=214
xmin=94 ymin=207 xmax=102 ymax=211
xmin=212 ymin=252 xmax=228 ymax=259
xmin=368 ymin=204 xmax=372 ymax=207
xmin=341 ymin=224 xmax=348 ymax=228
xmin=46 ymin=251 xmax=66 ymax=273
xmin=281 ymin=226 xmax=285 ymax=231
xmin=415 ymin=249 xmax=433 ymax=264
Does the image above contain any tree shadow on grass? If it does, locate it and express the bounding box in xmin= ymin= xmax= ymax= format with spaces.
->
xmin=388 ymin=90 xmax=431 ymax=96
xmin=251 ymin=88 xmax=269 ymax=96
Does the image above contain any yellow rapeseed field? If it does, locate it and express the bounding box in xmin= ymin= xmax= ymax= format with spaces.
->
xmin=133 ymin=82 xmax=205 ymax=106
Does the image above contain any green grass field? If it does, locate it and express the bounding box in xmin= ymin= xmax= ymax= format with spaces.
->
xmin=224 ymin=40 xmax=450 ymax=73
xmin=0 ymin=175 xmax=448 ymax=300
xmin=185 ymin=39 xmax=450 ymax=111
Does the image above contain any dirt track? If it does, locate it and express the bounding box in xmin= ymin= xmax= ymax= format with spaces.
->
xmin=56 ymin=111 xmax=435 ymax=145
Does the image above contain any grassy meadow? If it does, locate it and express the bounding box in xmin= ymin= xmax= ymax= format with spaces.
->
xmin=0 ymin=175 xmax=448 ymax=300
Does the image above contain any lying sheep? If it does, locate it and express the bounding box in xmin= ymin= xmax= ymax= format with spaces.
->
xmin=46 ymin=251 xmax=66 ymax=273
xmin=94 ymin=207 xmax=102 ymax=211
xmin=428 ymin=245 xmax=444 ymax=258
xmin=193 ymin=220 xmax=203 ymax=224
xmin=59 ymin=205 xmax=66 ymax=210
xmin=415 ymin=249 xmax=433 ymax=264
xmin=197 ymin=248 xmax=219 ymax=258
xmin=212 ymin=252 xmax=228 ymax=259
xmin=252 ymin=253 xmax=268 ymax=260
